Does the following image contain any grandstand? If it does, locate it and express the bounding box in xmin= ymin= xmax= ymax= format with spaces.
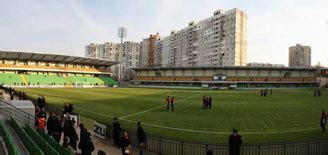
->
xmin=132 ymin=66 xmax=325 ymax=88
xmin=0 ymin=51 xmax=119 ymax=87
xmin=0 ymin=99 xmax=73 ymax=155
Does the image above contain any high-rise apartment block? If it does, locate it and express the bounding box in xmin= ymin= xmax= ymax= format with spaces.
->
xmin=153 ymin=8 xmax=247 ymax=67
xmin=289 ymin=44 xmax=311 ymax=67
xmin=139 ymin=33 xmax=161 ymax=67
xmin=85 ymin=42 xmax=140 ymax=79
xmin=86 ymin=8 xmax=247 ymax=77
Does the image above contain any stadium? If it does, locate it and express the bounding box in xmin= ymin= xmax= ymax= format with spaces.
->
xmin=1 ymin=50 xmax=328 ymax=155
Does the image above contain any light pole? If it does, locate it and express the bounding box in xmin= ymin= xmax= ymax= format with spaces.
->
xmin=118 ymin=27 xmax=127 ymax=82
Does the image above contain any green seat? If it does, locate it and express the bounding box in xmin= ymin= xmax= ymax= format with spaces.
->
xmin=0 ymin=120 xmax=19 ymax=155
xmin=99 ymin=77 xmax=119 ymax=85
xmin=67 ymin=76 xmax=104 ymax=85
xmin=10 ymin=117 xmax=44 ymax=155
xmin=24 ymin=74 xmax=67 ymax=85
xmin=0 ymin=74 xmax=23 ymax=85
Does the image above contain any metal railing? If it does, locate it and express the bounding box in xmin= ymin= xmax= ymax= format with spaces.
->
xmin=0 ymin=99 xmax=35 ymax=127
xmin=92 ymin=123 xmax=328 ymax=155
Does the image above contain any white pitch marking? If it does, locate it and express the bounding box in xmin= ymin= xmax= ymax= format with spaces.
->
xmin=119 ymin=93 xmax=201 ymax=119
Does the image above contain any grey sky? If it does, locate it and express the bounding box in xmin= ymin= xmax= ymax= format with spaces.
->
xmin=0 ymin=0 xmax=327 ymax=66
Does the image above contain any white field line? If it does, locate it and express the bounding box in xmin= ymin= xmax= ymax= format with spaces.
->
xmin=39 ymin=91 xmax=321 ymax=135
xmin=119 ymin=93 xmax=201 ymax=119
xmin=75 ymin=105 xmax=320 ymax=134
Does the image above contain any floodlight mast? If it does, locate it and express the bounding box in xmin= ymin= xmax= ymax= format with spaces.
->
xmin=118 ymin=27 xmax=127 ymax=83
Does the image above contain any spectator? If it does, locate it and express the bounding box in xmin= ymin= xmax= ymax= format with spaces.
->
xmin=37 ymin=96 xmax=42 ymax=108
xmin=208 ymin=96 xmax=212 ymax=109
xmin=166 ymin=96 xmax=170 ymax=111
xmin=79 ymin=123 xmax=88 ymax=141
xmin=65 ymin=120 xmax=78 ymax=150
xmin=37 ymin=116 xmax=46 ymax=132
xmin=120 ymin=131 xmax=131 ymax=155
xmin=10 ymin=91 xmax=14 ymax=100
xmin=63 ymin=103 xmax=68 ymax=115
xmin=80 ymin=132 xmax=95 ymax=155
xmin=63 ymin=136 xmax=74 ymax=151
xmin=22 ymin=91 xmax=26 ymax=100
xmin=171 ymin=97 xmax=175 ymax=111
xmin=67 ymin=121 xmax=79 ymax=150
xmin=47 ymin=112 xmax=56 ymax=136
xmin=112 ymin=118 xmax=122 ymax=147
xmin=38 ymin=107 xmax=47 ymax=119
xmin=78 ymin=123 xmax=88 ymax=150
xmin=321 ymin=110 xmax=327 ymax=133
xmin=229 ymin=128 xmax=243 ymax=155
xmin=67 ymin=104 xmax=74 ymax=114
xmin=137 ymin=122 xmax=146 ymax=155
xmin=19 ymin=91 xmax=22 ymax=100
xmin=34 ymin=107 xmax=40 ymax=127
xmin=52 ymin=116 xmax=63 ymax=143
xmin=41 ymin=96 xmax=46 ymax=108
xmin=202 ymin=95 xmax=206 ymax=109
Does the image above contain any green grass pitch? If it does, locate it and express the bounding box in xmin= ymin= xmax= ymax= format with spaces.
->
xmin=17 ymin=88 xmax=328 ymax=144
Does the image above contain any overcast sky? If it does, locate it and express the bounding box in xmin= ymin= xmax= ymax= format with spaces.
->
xmin=0 ymin=0 xmax=327 ymax=66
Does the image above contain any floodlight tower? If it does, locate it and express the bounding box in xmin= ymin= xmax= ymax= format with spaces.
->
xmin=118 ymin=27 xmax=127 ymax=82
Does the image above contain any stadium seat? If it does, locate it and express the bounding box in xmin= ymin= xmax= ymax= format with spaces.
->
xmin=23 ymin=125 xmax=59 ymax=155
xmin=0 ymin=73 xmax=24 ymax=85
xmin=10 ymin=117 xmax=44 ymax=155
xmin=38 ymin=130 xmax=73 ymax=155
xmin=66 ymin=76 xmax=104 ymax=85
xmin=24 ymin=74 xmax=68 ymax=85
xmin=99 ymin=77 xmax=119 ymax=85
xmin=0 ymin=120 xmax=20 ymax=155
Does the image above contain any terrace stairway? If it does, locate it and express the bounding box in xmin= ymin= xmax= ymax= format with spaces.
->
xmin=20 ymin=75 xmax=29 ymax=85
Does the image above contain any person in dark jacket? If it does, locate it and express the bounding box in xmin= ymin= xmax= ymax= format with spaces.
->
xmin=38 ymin=107 xmax=47 ymax=119
xmin=170 ymin=97 xmax=175 ymax=111
xmin=80 ymin=132 xmax=95 ymax=155
xmin=112 ymin=118 xmax=122 ymax=147
xmin=78 ymin=123 xmax=88 ymax=149
xmin=208 ymin=96 xmax=212 ymax=109
xmin=37 ymin=96 xmax=42 ymax=108
xmin=120 ymin=131 xmax=131 ymax=155
xmin=41 ymin=96 xmax=46 ymax=108
xmin=47 ymin=112 xmax=56 ymax=136
xmin=202 ymin=95 xmax=206 ymax=109
xmin=22 ymin=91 xmax=26 ymax=100
xmin=52 ymin=116 xmax=63 ymax=143
xmin=166 ymin=96 xmax=170 ymax=111
xmin=64 ymin=120 xmax=78 ymax=150
xmin=137 ymin=122 xmax=146 ymax=155
xmin=79 ymin=123 xmax=88 ymax=141
xmin=321 ymin=110 xmax=327 ymax=133
xmin=229 ymin=128 xmax=243 ymax=155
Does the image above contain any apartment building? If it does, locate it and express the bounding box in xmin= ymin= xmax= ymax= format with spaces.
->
xmin=289 ymin=44 xmax=311 ymax=67
xmin=154 ymin=8 xmax=247 ymax=67
xmin=85 ymin=42 xmax=140 ymax=79
xmin=139 ymin=33 xmax=161 ymax=67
